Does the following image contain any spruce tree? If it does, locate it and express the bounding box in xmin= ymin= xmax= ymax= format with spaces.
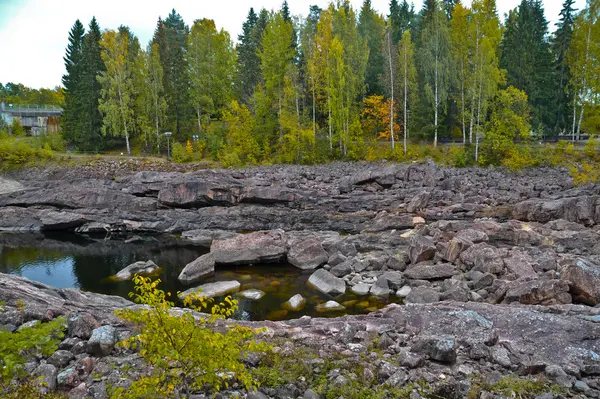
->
xmin=78 ymin=17 xmax=105 ymax=151
xmin=358 ymin=0 xmax=386 ymax=95
xmin=389 ymin=0 xmax=415 ymax=43
xmin=237 ymin=8 xmax=260 ymax=104
xmin=500 ymin=0 xmax=555 ymax=133
xmin=551 ymin=0 xmax=578 ymax=134
xmin=61 ymin=20 xmax=85 ymax=146
xmin=153 ymin=9 xmax=190 ymax=137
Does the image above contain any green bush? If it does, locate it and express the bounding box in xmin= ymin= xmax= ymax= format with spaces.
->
xmin=10 ymin=119 xmax=25 ymax=137
xmin=0 ymin=137 xmax=55 ymax=167
xmin=34 ymin=134 xmax=67 ymax=152
xmin=112 ymin=275 xmax=269 ymax=398
xmin=170 ymin=142 xmax=192 ymax=163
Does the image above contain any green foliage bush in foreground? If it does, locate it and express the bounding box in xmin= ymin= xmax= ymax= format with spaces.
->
xmin=0 ymin=136 xmax=56 ymax=167
xmin=0 ymin=303 xmax=66 ymax=398
xmin=112 ymin=275 xmax=270 ymax=398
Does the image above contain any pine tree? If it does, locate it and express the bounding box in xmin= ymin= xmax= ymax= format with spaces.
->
xmin=443 ymin=0 xmax=457 ymax=19
xmin=358 ymin=0 xmax=386 ymax=95
xmin=383 ymin=25 xmax=397 ymax=149
xmin=299 ymin=5 xmax=322 ymax=135
xmin=552 ymin=0 xmax=578 ymax=134
xmin=78 ymin=17 xmax=105 ymax=151
xmin=389 ymin=0 xmax=415 ymax=43
xmin=61 ymin=20 xmax=85 ymax=146
xmin=237 ymin=8 xmax=260 ymax=105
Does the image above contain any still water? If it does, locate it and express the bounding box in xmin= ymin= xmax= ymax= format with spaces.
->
xmin=0 ymin=233 xmax=400 ymax=320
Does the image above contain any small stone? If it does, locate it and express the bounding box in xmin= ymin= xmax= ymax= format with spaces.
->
xmin=33 ymin=363 xmax=57 ymax=393
xmin=490 ymin=347 xmax=511 ymax=368
xmin=574 ymin=380 xmax=590 ymax=393
xmin=68 ymin=312 xmax=99 ymax=339
xmin=283 ymin=294 xmax=306 ymax=311
xmin=385 ymin=370 xmax=408 ymax=387
xmin=247 ymin=392 xmax=269 ymax=399
xmin=68 ymin=383 xmax=88 ymax=399
xmin=413 ymin=335 xmax=457 ymax=364
xmin=545 ymin=365 xmax=574 ymax=388
xmin=303 ymin=389 xmax=320 ymax=399
xmin=57 ymin=367 xmax=80 ymax=389
xmin=17 ymin=320 xmax=40 ymax=331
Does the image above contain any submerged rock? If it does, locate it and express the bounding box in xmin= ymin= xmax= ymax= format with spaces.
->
xmin=178 ymin=280 xmax=241 ymax=300
xmin=315 ymin=300 xmax=346 ymax=312
xmin=239 ymin=289 xmax=265 ymax=301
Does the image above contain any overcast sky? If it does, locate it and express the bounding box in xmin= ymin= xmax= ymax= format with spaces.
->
xmin=0 ymin=0 xmax=586 ymax=89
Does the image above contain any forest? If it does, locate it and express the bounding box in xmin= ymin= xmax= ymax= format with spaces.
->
xmin=3 ymin=0 xmax=600 ymax=167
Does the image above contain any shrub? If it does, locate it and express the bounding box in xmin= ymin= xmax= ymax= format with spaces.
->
xmin=171 ymin=142 xmax=192 ymax=163
xmin=10 ymin=119 xmax=25 ymax=137
xmin=112 ymin=275 xmax=269 ymax=398
xmin=0 ymin=137 xmax=54 ymax=167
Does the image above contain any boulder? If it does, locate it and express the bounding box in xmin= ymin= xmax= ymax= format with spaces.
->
xmin=157 ymin=181 xmax=238 ymax=208
xmin=212 ymin=230 xmax=287 ymax=265
xmin=330 ymin=260 xmax=353 ymax=277
xmin=407 ymin=191 xmax=431 ymax=213
xmin=239 ymin=186 xmax=296 ymax=204
xmin=405 ymin=286 xmax=440 ymax=304
xmin=396 ymin=285 xmax=412 ymax=298
xmin=0 ymin=177 xmax=24 ymax=195
xmin=513 ymin=196 xmax=598 ymax=227
xmin=404 ymin=263 xmax=456 ymax=280
xmin=287 ymin=238 xmax=328 ymax=270
xmin=503 ymin=279 xmax=571 ymax=305
xmin=87 ymin=325 xmax=117 ymax=356
xmin=178 ymin=280 xmax=241 ymax=300
xmin=33 ymin=363 xmax=58 ymax=394
xmin=503 ymin=250 xmax=537 ymax=278
xmin=307 ymin=269 xmax=346 ymax=296
xmin=412 ymin=335 xmax=457 ymax=364
xmin=178 ymin=253 xmax=215 ymax=285
xmin=409 ymin=236 xmax=437 ymax=264
xmin=561 ymin=258 xmax=600 ymax=305
xmin=443 ymin=237 xmax=473 ymax=263
xmin=459 ymin=243 xmax=505 ymax=274
xmin=47 ymin=350 xmax=75 ymax=369
xmin=283 ymin=294 xmax=306 ymax=311
xmin=370 ymin=278 xmax=392 ymax=297
xmin=455 ymin=229 xmax=488 ymax=244
xmin=114 ymin=260 xmax=159 ymax=281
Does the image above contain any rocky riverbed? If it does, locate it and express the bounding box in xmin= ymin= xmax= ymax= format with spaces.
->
xmin=1 ymin=160 xmax=600 ymax=398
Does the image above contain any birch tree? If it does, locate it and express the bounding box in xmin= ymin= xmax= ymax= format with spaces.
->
xmin=383 ymin=25 xmax=397 ymax=150
xmin=450 ymin=3 xmax=470 ymax=143
xmin=98 ymin=29 xmax=136 ymax=155
xmin=420 ymin=0 xmax=451 ymax=148
xmin=397 ymin=30 xmax=417 ymax=154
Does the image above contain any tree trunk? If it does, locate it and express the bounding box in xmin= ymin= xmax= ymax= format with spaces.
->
xmin=197 ymin=106 xmax=202 ymax=136
xmin=404 ymin=50 xmax=408 ymax=156
xmin=572 ymin=93 xmax=577 ymax=142
xmin=312 ymin=83 xmax=316 ymax=137
xmin=387 ymin=30 xmax=395 ymax=151
xmin=461 ymin=61 xmax=466 ymax=144
xmin=328 ymin=93 xmax=332 ymax=154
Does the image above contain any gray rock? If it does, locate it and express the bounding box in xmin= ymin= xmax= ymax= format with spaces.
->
xmin=404 ymin=263 xmax=456 ymax=280
xmin=455 ymin=229 xmax=488 ymax=244
xmin=545 ymin=365 xmax=574 ymax=388
xmin=33 ymin=363 xmax=58 ymax=393
xmin=503 ymin=279 xmax=571 ymax=305
xmin=247 ymin=391 xmax=269 ymax=399
xmin=288 ymin=238 xmax=329 ymax=270
xmin=459 ymin=243 xmax=505 ymax=274
xmin=87 ymin=325 xmax=117 ymax=356
xmin=47 ymin=350 xmax=75 ymax=369
xmin=283 ymin=294 xmax=306 ymax=311
xmin=181 ymin=229 xmax=240 ymax=247
xmin=239 ymin=289 xmax=265 ymax=301
xmin=405 ymin=286 xmax=440 ymax=304
xmin=307 ymin=269 xmax=346 ymax=296
xmin=413 ymin=335 xmax=457 ymax=364
xmin=211 ymin=230 xmax=287 ymax=266
xmin=560 ymin=258 xmax=600 ymax=305
xmin=351 ymin=283 xmax=371 ymax=296
xmin=303 ymin=389 xmax=320 ymax=399
xmin=178 ymin=280 xmax=241 ymax=300
xmin=370 ymin=280 xmax=392 ymax=297
xmin=178 ymin=253 xmax=215 ymax=285
xmin=398 ymin=350 xmax=426 ymax=369
xmin=396 ymin=285 xmax=412 ymax=298
xmin=409 ymin=236 xmax=437 ymax=264
xmin=443 ymin=237 xmax=473 ymax=263
xmin=17 ymin=319 xmax=40 ymax=331
xmin=503 ymin=250 xmax=537 ymax=278
xmin=57 ymin=367 xmax=80 ymax=389
xmin=315 ymin=300 xmax=346 ymax=312
xmin=490 ymin=347 xmax=512 ymax=368
xmin=68 ymin=313 xmax=100 ymax=339
xmin=328 ymin=252 xmax=347 ymax=267
xmin=385 ymin=370 xmax=409 ymax=387
xmin=330 ymin=260 xmax=353 ymax=277
xmin=407 ymin=191 xmax=431 ymax=213
xmin=114 ymin=260 xmax=159 ymax=281
xmin=378 ymin=271 xmax=405 ymax=290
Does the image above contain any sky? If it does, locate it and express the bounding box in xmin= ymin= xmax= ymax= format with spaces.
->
xmin=0 ymin=0 xmax=586 ymax=89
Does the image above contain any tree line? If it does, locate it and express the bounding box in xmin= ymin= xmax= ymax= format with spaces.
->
xmin=59 ymin=0 xmax=599 ymax=165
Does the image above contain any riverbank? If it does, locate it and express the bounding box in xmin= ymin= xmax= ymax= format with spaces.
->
xmin=1 ymin=161 xmax=599 ymax=397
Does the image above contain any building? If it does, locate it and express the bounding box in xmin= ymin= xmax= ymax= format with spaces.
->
xmin=0 ymin=102 xmax=62 ymax=135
